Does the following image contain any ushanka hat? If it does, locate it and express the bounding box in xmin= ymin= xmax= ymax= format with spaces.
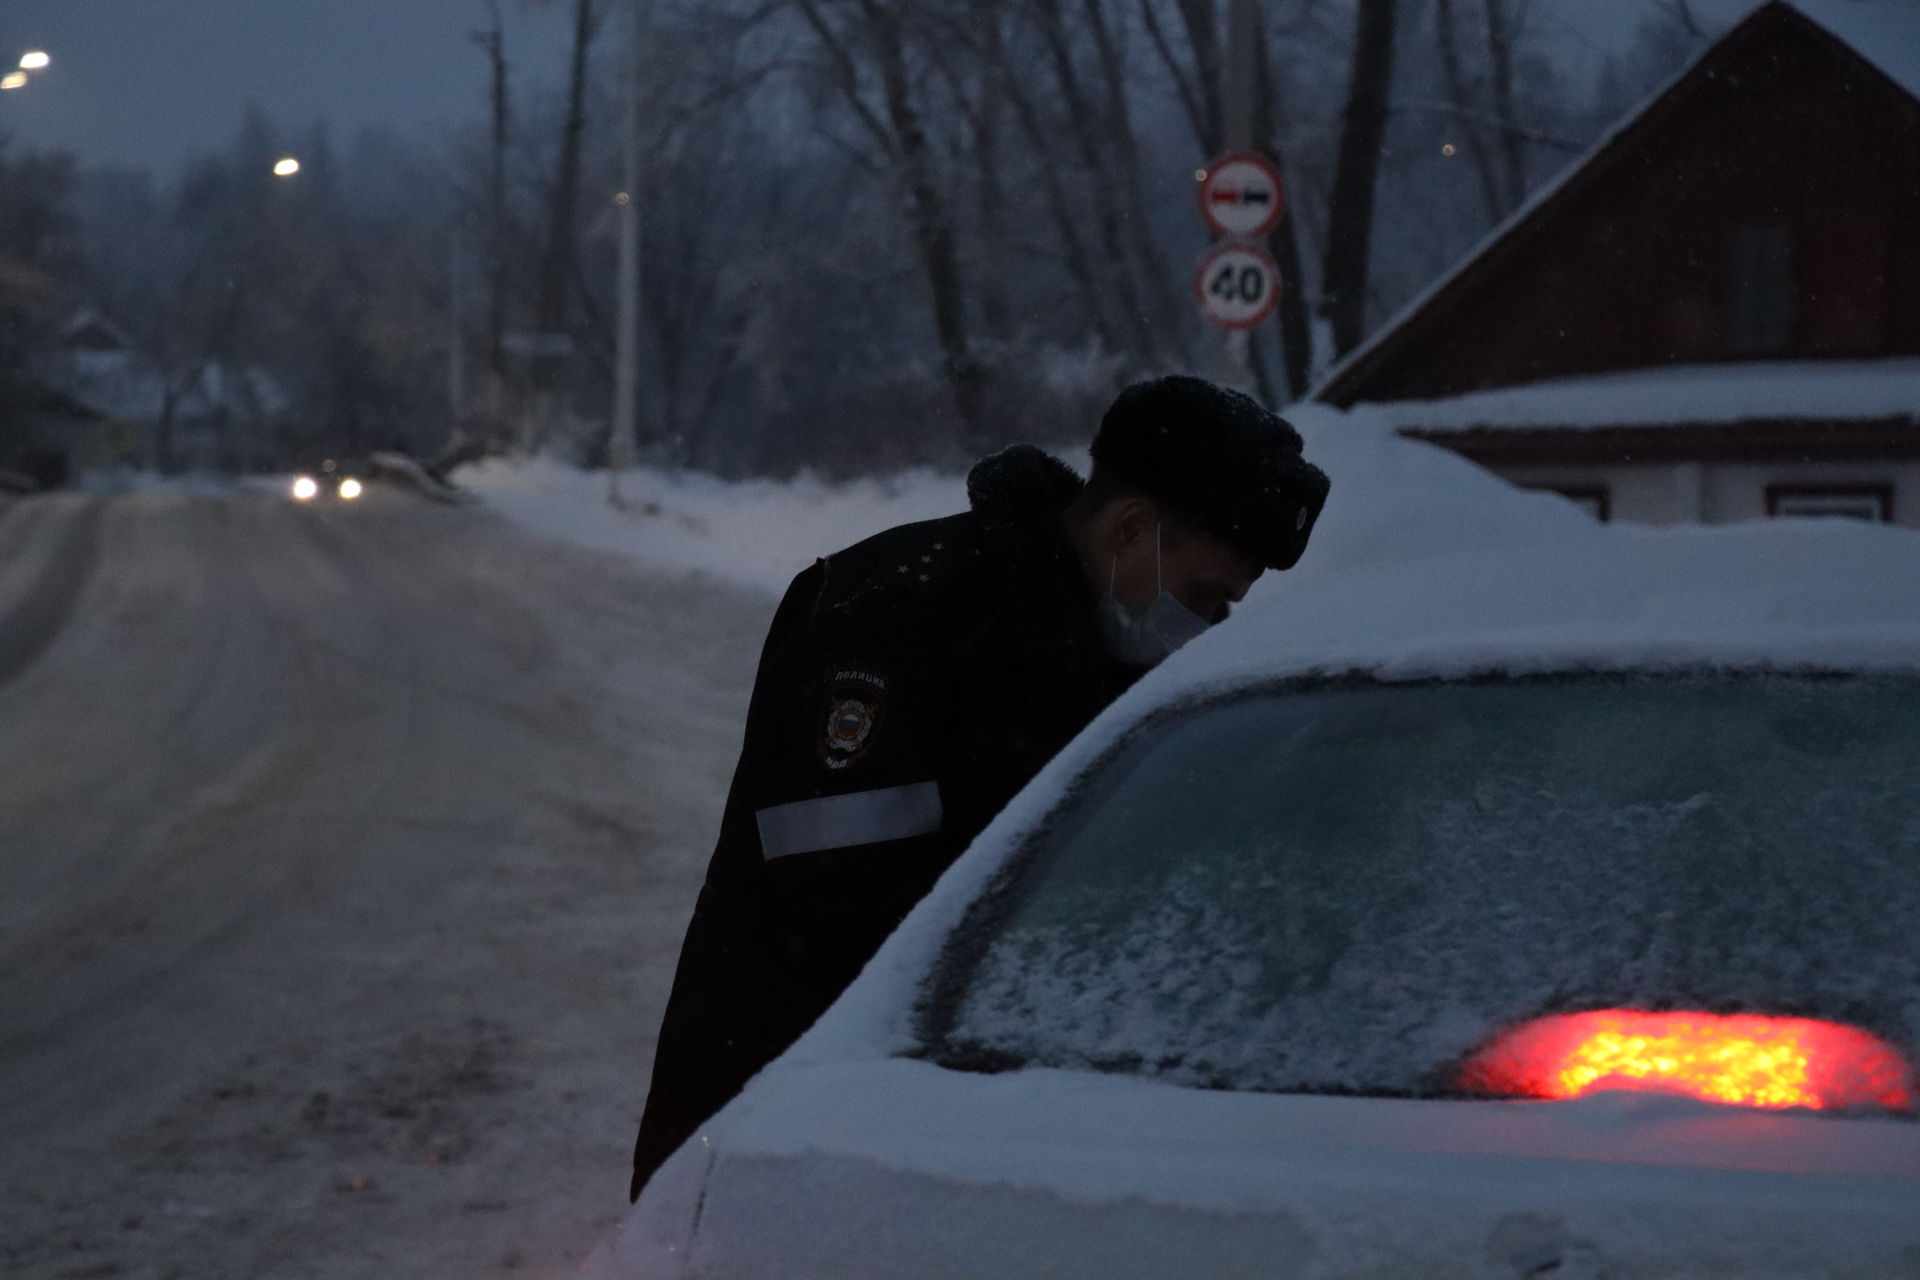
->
xmin=1091 ymin=375 xmax=1331 ymax=571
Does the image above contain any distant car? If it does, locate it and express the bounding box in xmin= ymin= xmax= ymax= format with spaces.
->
xmin=288 ymin=457 xmax=366 ymax=503
xmin=287 ymin=451 xmax=462 ymax=505
xmin=588 ymin=497 xmax=1920 ymax=1279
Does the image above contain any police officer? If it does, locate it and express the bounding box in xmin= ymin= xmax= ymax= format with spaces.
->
xmin=629 ymin=374 xmax=1330 ymax=1198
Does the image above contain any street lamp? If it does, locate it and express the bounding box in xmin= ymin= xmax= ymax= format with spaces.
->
xmin=0 ymin=72 xmax=25 ymax=91
xmin=273 ymin=157 xmax=301 ymax=177
xmin=19 ymin=51 xmax=50 ymax=70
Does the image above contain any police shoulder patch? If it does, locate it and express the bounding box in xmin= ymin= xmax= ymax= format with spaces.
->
xmin=820 ymin=666 xmax=888 ymax=770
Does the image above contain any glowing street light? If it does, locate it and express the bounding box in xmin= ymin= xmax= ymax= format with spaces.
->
xmin=19 ymin=51 xmax=51 ymax=70
xmin=273 ymin=157 xmax=301 ymax=177
xmin=0 ymin=72 xmax=26 ymax=91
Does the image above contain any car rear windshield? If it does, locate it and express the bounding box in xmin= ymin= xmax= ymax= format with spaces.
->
xmin=921 ymin=674 xmax=1920 ymax=1104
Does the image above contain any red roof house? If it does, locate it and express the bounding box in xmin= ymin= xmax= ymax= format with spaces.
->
xmin=1315 ymin=0 xmax=1920 ymax=527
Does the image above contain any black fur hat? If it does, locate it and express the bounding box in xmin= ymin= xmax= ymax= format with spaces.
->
xmin=1091 ymin=375 xmax=1331 ymax=571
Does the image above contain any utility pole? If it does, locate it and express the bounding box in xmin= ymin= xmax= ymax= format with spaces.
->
xmin=1216 ymin=0 xmax=1258 ymax=392
xmin=449 ymin=229 xmax=466 ymax=441
xmin=609 ymin=0 xmax=642 ymax=506
xmin=472 ymin=3 xmax=510 ymax=438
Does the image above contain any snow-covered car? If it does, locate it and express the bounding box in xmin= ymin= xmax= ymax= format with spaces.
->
xmin=589 ymin=430 xmax=1920 ymax=1280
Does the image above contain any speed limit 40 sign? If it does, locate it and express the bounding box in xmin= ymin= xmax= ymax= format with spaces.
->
xmin=1194 ymin=241 xmax=1281 ymax=330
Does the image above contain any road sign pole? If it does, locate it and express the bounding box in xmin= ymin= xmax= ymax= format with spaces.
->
xmin=1218 ymin=0 xmax=1259 ymax=392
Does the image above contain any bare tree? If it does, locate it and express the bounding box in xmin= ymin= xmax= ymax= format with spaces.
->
xmin=1482 ymin=0 xmax=1530 ymax=214
xmin=791 ymin=0 xmax=989 ymax=451
xmin=0 ymin=143 xmax=80 ymax=458
xmin=965 ymin=0 xmax=1015 ymax=344
xmin=531 ymin=0 xmax=602 ymax=400
xmin=1050 ymin=0 xmax=1185 ymax=363
xmin=1321 ymin=0 xmax=1398 ymax=359
xmin=1433 ymin=0 xmax=1509 ymax=226
xmin=998 ymin=41 xmax=1127 ymax=356
xmin=473 ymin=3 xmax=512 ymax=416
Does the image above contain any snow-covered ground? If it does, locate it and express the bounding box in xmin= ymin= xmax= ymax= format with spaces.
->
xmin=456 ymin=458 xmax=975 ymax=597
xmin=0 ymin=489 xmax=776 ymax=1279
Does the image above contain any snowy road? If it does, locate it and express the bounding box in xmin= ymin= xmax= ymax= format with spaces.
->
xmin=0 ymin=489 xmax=772 ymax=1278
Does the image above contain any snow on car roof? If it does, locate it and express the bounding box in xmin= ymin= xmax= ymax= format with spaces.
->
xmin=1350 ymin=359 xmax=1920 ymax=432
xmin=783 ymin=411 xmax=1920 ymax=1074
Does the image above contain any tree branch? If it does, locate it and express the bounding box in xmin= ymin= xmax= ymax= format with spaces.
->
xmin=1391 ymin=99 xmax=1588 ymax=153
xmin=789 ymin=0 xmax=901 ymax=164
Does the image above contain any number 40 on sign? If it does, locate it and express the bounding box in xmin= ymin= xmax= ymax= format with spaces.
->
xmin=1194 ymin=240 xmax=1281 ymax=330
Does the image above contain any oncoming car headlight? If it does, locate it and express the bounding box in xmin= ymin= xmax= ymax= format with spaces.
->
xmin=292 ymin=476 xmax=320 ymax=501
xmin=338 ymin=478 xmax=363 ymax=500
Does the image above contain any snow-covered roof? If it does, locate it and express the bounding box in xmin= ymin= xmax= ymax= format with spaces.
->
xmin=58 ymin=309 xmax=135 ymax=352
xmin=1351 ymin=359 xmax=1920 ymax=433
xmin=1314 ymin=0 xmax=1920 ymax=406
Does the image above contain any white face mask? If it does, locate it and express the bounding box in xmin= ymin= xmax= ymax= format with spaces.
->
xmin=1095 ymin=522 xmax=1213 ymax=667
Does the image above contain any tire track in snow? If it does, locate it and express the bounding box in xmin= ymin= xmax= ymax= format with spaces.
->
xmin=0 ymin=497 xmax=106 ymax=692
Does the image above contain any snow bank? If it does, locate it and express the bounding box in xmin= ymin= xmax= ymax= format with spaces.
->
xmin=455 ymin=457 xmax=969 ymax=595
xmin=1357 ymin=359 xmax=1920 ymax=432
xmin=455 ymin=404 xmax=1600 ymax=601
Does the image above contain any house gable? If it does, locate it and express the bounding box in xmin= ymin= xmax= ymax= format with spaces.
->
xmin=1317 ymin=1 xmax=1920 ymax=408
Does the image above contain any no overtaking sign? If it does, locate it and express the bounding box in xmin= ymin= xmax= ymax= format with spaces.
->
xmin=1197 ymin=150 xmax=1284 ymax=239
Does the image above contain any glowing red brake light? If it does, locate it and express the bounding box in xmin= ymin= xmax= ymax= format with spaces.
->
xmin=1459 ymin=1010 xmax=1914 ymax=1114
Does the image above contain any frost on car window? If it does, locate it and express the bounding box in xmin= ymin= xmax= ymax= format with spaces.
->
xmin=929 ymin=676 xmax=1920 ymax=1100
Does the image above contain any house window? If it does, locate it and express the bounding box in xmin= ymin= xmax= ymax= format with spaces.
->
xmin=1525 ymin=485 xmax=1610 ymax=522
xmin=1766 ymin=485 xmax=1892 ymax=523
xmin=1727 ymin=224 xmax=1794 ymax=355
xmin=1802 ymin=206 xmax=1891 ymax=356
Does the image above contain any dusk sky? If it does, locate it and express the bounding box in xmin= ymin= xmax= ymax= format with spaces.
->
xmin=0 ymin=0 xmax=577 ymax=173
xmin=0 ymin=0 xmax=1765 ymax=178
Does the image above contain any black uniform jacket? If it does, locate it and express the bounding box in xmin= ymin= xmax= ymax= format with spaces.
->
xmin=630 ymin=445 xmax=1136 ymax=1198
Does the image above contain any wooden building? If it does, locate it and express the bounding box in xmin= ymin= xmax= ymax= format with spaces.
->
xmin=1315 ymin=0 xmax=1920 ymax=528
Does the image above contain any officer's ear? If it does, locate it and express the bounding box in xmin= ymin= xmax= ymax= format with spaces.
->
xmin=1107 ymin=497 xmax=1161 ymax=555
